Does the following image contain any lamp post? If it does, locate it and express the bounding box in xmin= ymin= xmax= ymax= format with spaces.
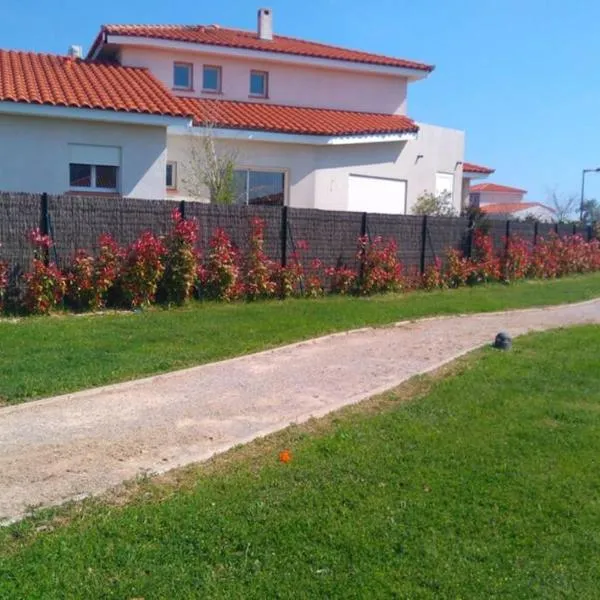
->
xmin=580 ymin=168 xmax=600 ymax=223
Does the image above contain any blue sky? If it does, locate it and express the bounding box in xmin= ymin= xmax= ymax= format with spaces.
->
xmin=2 ymin=0 xmax=599 ymax=205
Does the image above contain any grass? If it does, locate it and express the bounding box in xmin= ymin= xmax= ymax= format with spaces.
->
xmin=1 ymin=273 xmax=600 ymax=405
xmin=1 ymin=325 xmax=600 ymax=598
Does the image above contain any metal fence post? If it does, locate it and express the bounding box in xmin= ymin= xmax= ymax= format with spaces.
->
xmin=40 ymin=192 xmax=50 ymax=266
xmin=280 ymin=205 xmax=288 ymax=268
xmin=554 ymin=222 xmax=559 ymax=236
xmin=572 ymin=222 xmax=577 ymax=236
xmin=419 ymin=215 xmax=428 ymax=274
xmin=533 ymin=221 xmax=539 ymax=247
xmin=466 ymin=215 xmax=474 ymax=258
xmin=179 ymin=199 xmax=186 ymax=220
xmin=358 ymin=212 xmax=368 ymax=283
xmin=504 ymin=219 xmax=511 ymax=255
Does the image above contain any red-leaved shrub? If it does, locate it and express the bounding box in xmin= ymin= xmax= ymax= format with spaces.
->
xmin=243 ymin=218 xmax=277 ymax=301
xmin=200 ymin=228 xmax=242 ymax=301
xmin=160 ymin=209 xmax=199 ymax=305
xmin=502 ymin=235 xmax=531 ymax=282
xmin=445 ymin=248 xmax=474 ymax=288
xmin=23 ymin=259 xmax=66 ymax=315
xmin=421 ymin=258 xmax=446 ymax=290
xmin=357 ymin=235 xmax=403 ymax=295
xmin=23 ymin=229 xmax=66 ymax=314
xmin=325 ymin=266 xmax=357 ymax=295
xmin=0 ymin=259 xmax=8 ymax=312
xmin=471 ymin=230 xmax=501 ymax=283
xmin=120 ymin=232 xmax=166 ymax=308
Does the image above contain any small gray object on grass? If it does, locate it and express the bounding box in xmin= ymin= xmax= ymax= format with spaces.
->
xmin=493 ymin=331 xmax=512 ymax=350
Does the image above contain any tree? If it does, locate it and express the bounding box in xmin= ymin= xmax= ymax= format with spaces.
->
xmin=413 ymin=192 xmax=457 ymax=217
xmin=582 ymin=199 xmax=600 ymax=224
xmin=546 ymin=187 xmax=578 ymax=223
xmin=180 ymin=123 xmax=239 ymax=204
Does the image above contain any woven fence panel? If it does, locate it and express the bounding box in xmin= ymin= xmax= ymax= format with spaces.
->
xmin=287 ymin=208 xmax=363 ymax=268
xmin=510 ymin=222 xmax=536 ymax=246
xmin=488 ymin=221 xmax=509 ymax=252
xmin=185 ymin=203 xmax=283 ymax=262
xmin=426 ymin=216 xmax=470 ymax=265
xmin=0 ymin=192 xmax=40 ymax=273
xmin=366 ymin=213 xmax=423 ymax=270
xmin=537 ymin=223 xmax=557 ymax=240
xmin=48 ymin=196 xmax=176 ymax=266
xmin=557 ymin=223 xmax=574 ymax=238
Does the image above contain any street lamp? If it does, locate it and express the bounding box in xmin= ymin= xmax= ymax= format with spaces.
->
xmin=580 ymin=167 xmax=600 ymax=223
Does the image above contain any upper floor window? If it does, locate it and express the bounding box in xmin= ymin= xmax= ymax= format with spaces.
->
xmin=202 ymin=65 xmax=222 ymax=93
xmin=173 ymin=63 xmax=193 ymax=90
xmin=250 ymin=71 xmax=268 ymax=98
xmin=469 ymin=193 xmax=481 ymax=208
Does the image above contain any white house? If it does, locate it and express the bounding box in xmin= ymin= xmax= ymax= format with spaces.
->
xmin=0 ymin=8 xmax=471 ymax=214
xmin=469 ymin=183 xmax=556 ymax=222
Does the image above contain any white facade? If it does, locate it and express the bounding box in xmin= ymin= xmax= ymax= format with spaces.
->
xmin=166 ymin=122 xmax=464 ymax=213
xmin=120 ymin=46 xmax=409 ymax=115
xmin=0 ymin=113 xmax=169 ymax=199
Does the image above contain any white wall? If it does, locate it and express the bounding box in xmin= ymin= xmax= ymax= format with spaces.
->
xmin=167 ymin=121 xmax=464 ymax=214
xmin=121 ymin=47 xmax=408 ymax=115
xmin=167 ymin=133 xmax=317 ymax=207
xmin=311 ymin=123 xmax=465 ymax=213
xmin=477 ymin=191 xmax=525 ymax=205
xmin=0 ymin=113 xmax=167 ymax=198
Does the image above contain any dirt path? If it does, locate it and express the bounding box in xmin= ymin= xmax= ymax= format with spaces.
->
xmin=1 ymin=299 xmax=599 ymax=523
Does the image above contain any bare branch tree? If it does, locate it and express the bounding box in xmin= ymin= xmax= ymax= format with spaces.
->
xmin=546 ymin=186 xmax=578 ymax=223
xmin=180 ymin=122 xmax=239 ymax=204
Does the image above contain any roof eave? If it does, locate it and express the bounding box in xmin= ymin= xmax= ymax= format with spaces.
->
xmin=102 ymin=34 xmax=433 ymax=79
xmin=0 ymin=100 xmax=191 ymax=127
xmin=169 ymin=124 xmax=417 ymax=145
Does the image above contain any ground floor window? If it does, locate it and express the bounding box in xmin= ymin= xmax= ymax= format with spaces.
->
xmin=166 ymin=161 xmax=177 ymax=190
xmin=233 ymin=169 xmax=285 ymax=206
xmin=68 ymin=144 xmax=120 ymax=193
xmin=69 ymin=164 xmax=118 ymax=192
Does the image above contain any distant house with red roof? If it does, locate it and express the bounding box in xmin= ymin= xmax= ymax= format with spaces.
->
xmin=469 ymin=183 xmax=556 ymax=222
xmin=0 ymin=7 xmax=471 ymax=213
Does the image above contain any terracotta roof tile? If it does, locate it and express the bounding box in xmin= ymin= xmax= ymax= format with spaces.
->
xmin=463 ymin=162 xmax=495 ymax=174
xmin=470 ymin=183 xmax=527 ymax=194
xmin=481 ymin=202 xmax=555 ymax=215
xmin=93 ymin=25 xmax=434 ymax=71
xmin=177 ymin=97 xmax=419 ymax=136
xmin=0 ymin=49 xmax=188 ymax=117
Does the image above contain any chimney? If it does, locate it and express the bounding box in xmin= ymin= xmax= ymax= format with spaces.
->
xmin=257 ymin=8 xmax=273 ymax=41
xmin=68 ymin=45 xmax=83 ymax=59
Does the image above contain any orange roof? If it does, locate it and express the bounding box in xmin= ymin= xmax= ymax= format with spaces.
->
xmin=0 ymin=49 xmax=187 ymax=117
xmin=481 ymin=202 xmax=555 ymax=215
xmin=178 ymin=97 xmax=419 ymax=136
xmin=470 ymin=183 xmax=527 ymax=194
xmin=91 ymin=24 xmax=434 ymax=72
xmin=463 ymin=162 xmax=495 ymax=174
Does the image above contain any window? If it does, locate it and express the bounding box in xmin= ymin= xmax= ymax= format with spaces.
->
xmin=234 ymin=169 xmax=285 ymax=206
xmin=435 ymin=172 xmax=454 ymax=201
xmin=69 ymin=164 xmax=118 ymax=191
xmin=173 ymin=63 xmax=193 ymax=90
xmin=202 ymin=65 xmax=221 ymax=93
xmin=469 ymin=193 xmax=481 ymax=208
xmin=250 ymin=70 xmax=268 ymax=98
xmin=166 ymin=162 xmax=177 ymax=190
xmin=68 ymin=144 xmax=120 ymax=192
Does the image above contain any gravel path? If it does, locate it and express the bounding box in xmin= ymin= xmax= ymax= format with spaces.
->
xmin=2 ymin=299 xmax=600 ymax=523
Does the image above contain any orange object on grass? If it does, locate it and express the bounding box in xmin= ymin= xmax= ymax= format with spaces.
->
xmin=279 ymin=449 xmax=292 ymax=463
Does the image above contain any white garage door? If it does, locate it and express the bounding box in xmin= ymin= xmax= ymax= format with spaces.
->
xmin=348 ymin=174 xmax=407 ymax=214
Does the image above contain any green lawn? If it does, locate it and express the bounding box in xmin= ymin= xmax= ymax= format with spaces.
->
xmin=1 ymin=325 xmax=599 ymax=598
xmin=1 ymin=274 xmax=600 ymax=404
